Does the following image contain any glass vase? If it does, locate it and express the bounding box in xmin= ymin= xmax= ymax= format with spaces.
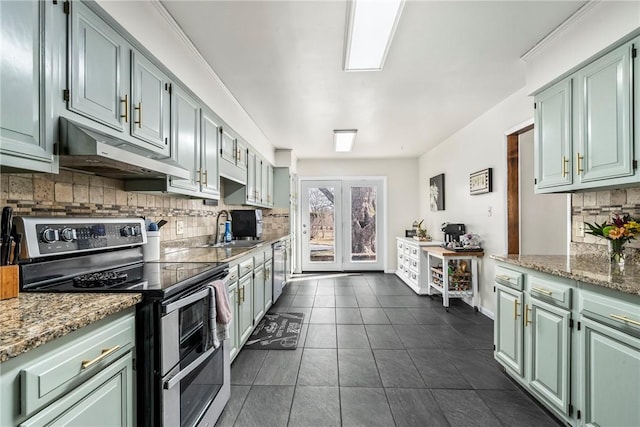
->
xmin=608 ymin=240 xmax=626 ymax=268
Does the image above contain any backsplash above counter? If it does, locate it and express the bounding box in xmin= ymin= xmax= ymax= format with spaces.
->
xmin=0 ymin=171 xmax=289 ymax=244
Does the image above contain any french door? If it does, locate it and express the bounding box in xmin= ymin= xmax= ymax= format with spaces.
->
xmin=300 ymin=179 xmax=384 ymax=271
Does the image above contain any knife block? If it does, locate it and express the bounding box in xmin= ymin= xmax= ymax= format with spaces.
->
xmin=0 ymin=265 xmax=19 ymax=300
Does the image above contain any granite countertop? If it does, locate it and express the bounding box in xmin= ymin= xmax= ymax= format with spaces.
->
xmin=0 ymin=293 xmax=141 ymax=363
xmin=160 ymin=233 xmax=290 ymax=264
xmin=491 ymin=254 xmax=640 ymax=296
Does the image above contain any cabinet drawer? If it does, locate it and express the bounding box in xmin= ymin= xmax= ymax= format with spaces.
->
xmin=494 ymin=265 xmax=523 ymax=291
xmin=239 ymin=258 xmax=254 ymax=278
xmin=254 ymin=251 xmax=265 ymax=266
xmin=228 ymin=264 xmax=239 ymax=283
xmin=20 ymin=313 xmax=134 ymax=417
xmin=264 ymin=248 xmax=273 ymax=261
xmin=579 ymin=289 xmax=640 ymax=336
xmin=528 ymin=275 xmax=572 ymax=309
xmin=409 ymin=258 xmax=419 ymax=272
xmin=397 ymin=240 xmax=404 ymax=251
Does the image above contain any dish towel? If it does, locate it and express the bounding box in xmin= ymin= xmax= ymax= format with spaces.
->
xmin=205 ymin=280 xmax=232 ymax=349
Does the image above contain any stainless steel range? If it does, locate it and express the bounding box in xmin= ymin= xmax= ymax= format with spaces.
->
xmin=16 ymin=217 xmax=231 ymax=427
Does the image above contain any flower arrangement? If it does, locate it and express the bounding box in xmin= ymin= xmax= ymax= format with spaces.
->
xmin=584 ymin=214 xmax=640 ymax=264
xmin=460 ymin=233 xmax=481 ymax=248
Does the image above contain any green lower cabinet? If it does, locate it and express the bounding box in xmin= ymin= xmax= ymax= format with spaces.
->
xmin=264 ymin=259 xmax=273 ymax=310
xmin=20 ymin=354 xmax=133 ymax=427
xmin=580 ymin=317 xmax=640 ymax=427
xmin=253 ymin=265 xmax=265 ymax=324
xmin=494 ymin=283 xmax=524 ymax=376
xmin=228 ymin=279 xmax=239 ymax=362
xmin=528 ymin=298 xmax=571 ymax=416
xmin=238 ymin=273 xmax=254 ymax=345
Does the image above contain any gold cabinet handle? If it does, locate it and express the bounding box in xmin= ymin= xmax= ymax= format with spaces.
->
xmin=81 ymin=345 xmax=121 ymax=369
xmin=496 ymin=274 xmax=511 ymax=282
xmin=203 ymin=170 xmax=208 ymax=186
xmin=196 ymin=169 xmax=202 ymax=183
xmin=577 ymin=153 xmax=584 ymax=175
xmin=562 ymin=156 xmax=568 ymax=177
xmin=240 ymin=286 xmax=245 ymax=303
xmin=134 ymin=102 xmax=142 ymax=128
xmin=611 ymin=314 xmax=640 ymax=327
xmin=514 ymin=299 xmax=521 ymax=320
xmin=532 ymin=287 xmax=553 ymax=296
xmin=525 ymin=304 xmax=532 ymax=326
xmin=120 ymin=94 xmax=128 ymax=122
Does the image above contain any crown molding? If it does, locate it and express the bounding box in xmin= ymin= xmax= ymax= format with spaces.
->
xmin=520 ymin=0 xmax=599 ymax=62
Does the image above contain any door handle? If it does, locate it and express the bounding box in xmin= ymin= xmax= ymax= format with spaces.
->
xmin=135 ymin=102 xmax=142 ymax=128
xmin=120 ymin=94 xmax=128 ymax=122
xmin=514 ymin=299 xmax=520 ymax=320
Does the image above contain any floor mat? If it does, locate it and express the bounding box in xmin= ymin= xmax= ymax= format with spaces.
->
xmin=243 ymin=312 xmax=304 ymax=350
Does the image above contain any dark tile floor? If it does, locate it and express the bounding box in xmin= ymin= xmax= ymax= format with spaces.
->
xmin=216 ymin=273 xmax=560 ymax=427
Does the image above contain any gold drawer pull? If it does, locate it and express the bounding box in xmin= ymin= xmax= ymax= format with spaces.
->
xmin=532 ymin=287 xmax=553 ymax=296
xmin=81 ymin=345 xmax=121 ymax=370
xmin=496 ymin=274 xmax=511 ymax=282
xmin=611 ymin=314 xmax=640 ymax=327
xmin=203 ymin=170 xmax=208 ymax=186
xmin=120 ymin=94 xmax=128 ymax=122
xmin=562 ymin=156 xmax=568 ymax=177
xmin=196 ymin=169 xmax=202 ymax=183
xmin=514 ymin=299 xmax=520 ymax=320
xmin=525 ymin=304 xmax=532 ymax=326
xmin=577 ymin=153 xmax=584 ymax=175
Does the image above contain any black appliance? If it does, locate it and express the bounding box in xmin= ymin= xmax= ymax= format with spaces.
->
xmin=230 ymin=209 xmax=262 ymax=239
xmin=15 ymin=217 xmax=230 ymax=427
xmin=441 ymin=223 xmax=466 ymax=243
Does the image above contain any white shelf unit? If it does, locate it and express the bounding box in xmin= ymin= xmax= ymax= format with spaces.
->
xmin=423 ymin=246 xmax=483 ymax=311
xmin=395 ymin=237 xmax=442 ymax=294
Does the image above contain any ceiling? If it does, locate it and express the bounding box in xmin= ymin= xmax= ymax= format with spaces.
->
xmin=161 ymin=0 xmax=587 ymax=160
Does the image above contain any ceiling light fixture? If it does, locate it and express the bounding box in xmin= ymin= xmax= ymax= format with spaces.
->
xmin=343 ymin=0 xmax=405 ymax=71
xmin=334 ymin=129 xmax=357 ymax=152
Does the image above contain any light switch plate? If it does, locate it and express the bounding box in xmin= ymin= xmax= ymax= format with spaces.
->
xmin=176 ymin=220 xmax=184 ymax=235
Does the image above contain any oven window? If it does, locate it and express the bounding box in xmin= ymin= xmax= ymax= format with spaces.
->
xmin=180 ymin=346 xmax=224 ymax=427
xmin=179 ymin=298 xmax=206 ymax=363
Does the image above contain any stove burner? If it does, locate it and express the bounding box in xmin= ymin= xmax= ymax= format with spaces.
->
xmin=73 ymin=271 xmax=129 ymax=288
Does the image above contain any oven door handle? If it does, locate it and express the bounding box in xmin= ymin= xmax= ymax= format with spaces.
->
xmin=163 ymin=345 xmax=216 ymax=390
xmin=162 ymin=287 xmax=210 ymax=314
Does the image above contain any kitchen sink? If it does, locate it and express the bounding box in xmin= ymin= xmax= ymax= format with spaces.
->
xmin=205 ymin=240 xmax=264 ymax=248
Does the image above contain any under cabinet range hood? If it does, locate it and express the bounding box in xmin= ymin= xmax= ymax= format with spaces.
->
xmin=58 ymin=118 xmax=189 ymax=180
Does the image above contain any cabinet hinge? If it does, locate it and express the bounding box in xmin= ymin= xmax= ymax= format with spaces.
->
xmin=164 ymin=137 xmax=168 ymax=146
xmin=533 ymin=102 xmax=537 ymax=109
xmin=633 ymin=160 xmax=637 ymax=170
xmin=569 ymin=319 xmax=574 ymax=328
xmin=493 ymin=286 xmax=496 ymax=292
xmin=63 ymin=89 xmax=70 ymax=101
xmin=63 ymin=1 xmax=70 ymax=14
xmin=534 ymin=178 xmax=537 ymax=185
xmin=53 ymin=0 xmax=57 ymax=4
xmin=493 ymin=344 xmax=496 ymax=350
xmin=168 ymin=83 xmax=172 ymax=95
xmin=569 ymin=404 xmax=573 ymax=416
xmin=577 ymin=321 xmax=581 ymax=331
xmin=577 ymin=410 xmax=581 ymax=420
xmin=632 ymin=47 xmax=637 ymax=58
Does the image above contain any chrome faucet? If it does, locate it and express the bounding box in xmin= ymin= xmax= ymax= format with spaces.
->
xmin=214 ymin=210 xmax=229 ymax=244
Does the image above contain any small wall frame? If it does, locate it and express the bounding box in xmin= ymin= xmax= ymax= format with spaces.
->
xmin=470 ymin=168 xmax=492 ymax=195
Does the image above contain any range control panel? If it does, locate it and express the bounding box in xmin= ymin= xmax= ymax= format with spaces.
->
xmin=16 ymin=217 xmax=147 ymax=259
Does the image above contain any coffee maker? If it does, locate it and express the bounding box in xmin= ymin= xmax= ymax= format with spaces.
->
xmin=441 ymin=223 xmax=466 ymax=244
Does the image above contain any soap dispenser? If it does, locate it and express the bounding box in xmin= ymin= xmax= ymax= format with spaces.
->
xmin=224 ymin=221 xmax=232 ymax=243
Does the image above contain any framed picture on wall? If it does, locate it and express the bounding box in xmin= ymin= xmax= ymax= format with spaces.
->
xmin=430 ymin=174 xmax=445 ymax=211
xmin=470 ymin=168 xmax=492 ymax=195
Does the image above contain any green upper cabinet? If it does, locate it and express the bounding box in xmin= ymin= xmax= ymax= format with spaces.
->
xmin=246 ymin=150 xmax=258 ymax=204
xmin=219 ymin=127 xmax=247 ymax=185
xmin=0 ymin=0 xmax=58 ymax=173
xmin=200 ymin=110 xmax=221 ymax=198
xmin=130 ymin=50 xmax=171 ymax=156
xmin=535 ymin=36 xmax=638 ymax=193
xmin=534 ymin=79 xmax=573 ymax=190
xmin=255 ymin=156 xmax=263 ymax=204
xmin=168 ymin=85 xmax=200 ymax=192
xmin=69 ymin=1 xmax=128 ymax=132
xmin=262 ymin=162 xmax=273 ymax=206
xmin=577 ymin=41 xmax=634 ymax=183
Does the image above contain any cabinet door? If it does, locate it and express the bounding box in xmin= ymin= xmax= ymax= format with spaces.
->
xmin=228 ymin=281 xmax=239 ymax=362
xmin=0 ymin=0 xmax=56 ymax=171
xmin=577 ymin=42 xmax=633 ymax=183
xmin=130 ymin=51 xmax=170 ymax=155
xmin=238 ymin=274 xmax=254 ymax=345
xmin=246 ymin=151 xmax=257 ymax=203
xmin=534 ymin=79 xmax=573 ymax=189
xmin=264 ymin=259 xmax=273 ymax=310
xmin=20 ymin=354 xmax=133 ymax=427
xmin=267 ymin=165 xmax=274 ymax=207
xmin=495 ymin=284 xmax=524 ymax=376
xmin=255 ymin=158 xmax=263 ymax=204
xmin=69 ymin=1 xmax=127 ymax=131
xmin=261 ymin=161 xmax=269 ymax=206
xmin=169 ymin=86 xmax=200 ymax=192
xmin=580 ymin=317 xmax=640 ymax=427
xmin=200 ymin=111 xmax=221 ymax=198
xmin=236 ymin=140 xmax=248 ymax=171
xmin=219 ymin=127 xmax=236 ymax=166
xmin=528 ymin=298 xmax=571 ymax=415
xmin=253 ymin=266 xmax=265 ymax=324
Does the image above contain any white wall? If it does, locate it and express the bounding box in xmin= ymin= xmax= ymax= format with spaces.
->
xmin=297 ymin=158 xmax=419 ymax=272
xmin=95 ymin=1 xmax=275 ymax=164
xmin=519 ymin=130 xmax=568 ymax=255
xmin=525 ymin=1 xmax=640 ymax=93
xmin=418 ymin=87 xmax=532 ymax=316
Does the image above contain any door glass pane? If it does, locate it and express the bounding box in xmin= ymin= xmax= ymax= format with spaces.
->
xmin=308 ymin=186 xmax=335 ymax=262
xmin=350 ymin=186 xmax=377 ymax=262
